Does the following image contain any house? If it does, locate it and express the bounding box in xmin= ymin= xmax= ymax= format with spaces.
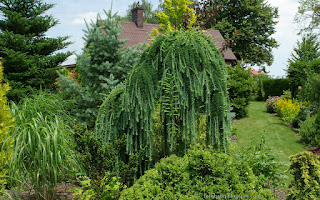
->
xmin=65 ymin=6 xmax=237 ymax=71
xmin=121 ymin=6 xmax=237 ymax=65
xmin=250 ymin=70 xmax=268 ymax=76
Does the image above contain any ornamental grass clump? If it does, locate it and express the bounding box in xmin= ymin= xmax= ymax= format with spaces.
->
xmin=265 ymin=96 xmax=281 ymax=113
xmin=9 ymin=91 xmax=79 ymax=200
xmin=275 ymin=98 xmax=302 ymax=124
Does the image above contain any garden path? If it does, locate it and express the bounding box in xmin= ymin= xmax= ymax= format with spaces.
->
xmin=234 ymin=101 xmax=305 ymax=172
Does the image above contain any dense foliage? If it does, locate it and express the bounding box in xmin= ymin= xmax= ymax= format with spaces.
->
xmin=8 ymin=91 xmax=78 ymax=199
xmin=95 ymin=30 xmax=231 ymax=175
xmin=227 ymin=63 xmax=255 ymax=118
xmin=287 ymin=151 xmax=320 ymax=199
xmin=194 ymin=0 xmax=278 ymax=67
xmin=0 ymin=0 xmax=72 ymax=101
xmin=120 ymin=147 xmax=275 ymax=199
xmin=299 ymin=110 xmax=320 ymax=146
xmin=58 ymin=9 xmax=141 ymax=126
xmin=254 ymin=74 xmax=269 ymax=101
xmin=265 ymin=96 xmax=281 ymax=113
xmin=295 ymin=0 xmax=320 ymax=33
xmin=262 ymin=78 xmax=291 ymax=100
xmin=275 ymin=98 xmax=302 ymax=124
xmin=157 ymin=0 xmax=196 ymax=31
xmin=0 ymin=60 xmax=14 ymax=191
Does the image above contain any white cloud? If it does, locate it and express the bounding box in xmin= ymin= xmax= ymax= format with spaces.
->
xmin=71 ymin=12 xmax=107 ymax=25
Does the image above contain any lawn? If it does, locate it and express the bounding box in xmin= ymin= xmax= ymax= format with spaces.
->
xmin=234 ymin=101 xmax=306 ymax=181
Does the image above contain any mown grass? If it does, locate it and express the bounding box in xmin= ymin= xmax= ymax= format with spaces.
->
xmin=234 ymin=101 xmax=306 ymax=185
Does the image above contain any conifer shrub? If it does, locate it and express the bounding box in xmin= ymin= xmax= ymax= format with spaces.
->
xmin=287 ymin=151 xmax=320 ymax=199
xmin=58 ymin=9 xmax=142 ymax=127
xmin=227 ymin=63 xmax=255 ymax=118
xmin=0 ymin=60 xmax=14 ymax=191
xmin=299 ymin=107 xmax=320 ymax=146
xmin=95 ymin=30 xmax=231 ymax=175
xmin=254 ymin=74 xmax=269 ymax=101
xmin=119 ymin=147 xmax=275 ymax=199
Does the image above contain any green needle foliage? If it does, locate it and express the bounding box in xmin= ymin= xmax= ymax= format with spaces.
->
xmin=0 ymin=0 xmax=72 ymax=101
xmin=95 ymin=30 xmax=231 ymax=173
xmin=58 ymin=9 xmax=141 ymax=126
xmin=8 ymin=91 xmax=79 ymax=200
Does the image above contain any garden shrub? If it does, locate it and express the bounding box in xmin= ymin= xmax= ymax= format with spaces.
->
xmin=254 ymin=74 xmax=269 ymax=101
xmin=72 ymin=124 xmax=141 ymax=187
xmin=227 ymin=63 xmax=255 ymax=118
xmin=120 ymin=147 xmax=275 ymax=200
xmin=288 ymin=59 xmax=320 ymax=98
xmin=265 ymin=96 xmax=281 ymax=113
xmin=73 ymin=173 xmax=125 ymax=200
xmin=263 ymin=78 xmax=291 ymax=100
xmin=299 ymin=107 xmax=320 ymax=146
xmin=287 ymin=151 xmax=320 ymax=199
xmin=0 ymin=60 xmax=14 ymax=191
xmin=9 ymin=91 xmax=79 ymax=199
xmin=95 ymin=30 xmax=231 ymax=176
xmin=275 ymin=98 xmax=302 ymax=124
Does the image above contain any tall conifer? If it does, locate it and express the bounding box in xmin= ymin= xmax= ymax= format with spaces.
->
xmin=0 ymin=0 xmax=72 ymax=101
xmin=58 ymin=9 xmax=142 ymax=126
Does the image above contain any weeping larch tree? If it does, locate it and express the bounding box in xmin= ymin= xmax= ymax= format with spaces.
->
xmin=95 ymin=30 xmax=231 ymax=173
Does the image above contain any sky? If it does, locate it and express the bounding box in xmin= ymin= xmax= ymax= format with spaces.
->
xmin=44 ymin=0 xmax=301 ymax=77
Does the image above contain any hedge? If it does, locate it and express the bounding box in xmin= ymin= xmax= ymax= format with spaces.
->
xmin=263 ymin=78 xmax=291 ymax=100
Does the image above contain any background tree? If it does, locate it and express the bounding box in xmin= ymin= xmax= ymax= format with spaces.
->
xmin=0 ymin=0 xmax=72 ymax=101
xmin=288 ymin=34 xmax=320 ymax=64
xmin=193 ymin=0 xmax=279 ymax=67
xmin=157 ymin=0 xmax=197 ymax=31
xmin=124 ymin=0 xmax=160 ymax=24
xmin=58 ymin=9 xmax=142 ymax=127
xmin=295 ymin=0 xmax=320 ymax=34
xmin=287 ymin=34 xmax=320 ymax=96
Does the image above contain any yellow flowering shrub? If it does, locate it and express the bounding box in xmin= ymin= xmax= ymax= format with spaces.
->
xmin=0 ymin=60 xmax=14 ymax=191
xmin=275 ymin=98 xmax=302 ymax=124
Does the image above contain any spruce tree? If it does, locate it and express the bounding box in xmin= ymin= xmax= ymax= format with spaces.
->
xmin=58 ymin=9 xmax=142 ymax=126
xmin=0 ymin=0 xmax=72 ymax=101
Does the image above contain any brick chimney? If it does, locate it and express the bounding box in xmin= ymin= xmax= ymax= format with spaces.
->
xmin=131 ymin=6 xmax=144 ymax=28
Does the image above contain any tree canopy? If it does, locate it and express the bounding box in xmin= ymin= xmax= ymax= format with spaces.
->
xmin=0 ymin=0 xmax=72 ymax=101
xmin=194 ymin=0 xmax=279 ymax=67
xmin=295 ymin=0 xmax=320 ymax=34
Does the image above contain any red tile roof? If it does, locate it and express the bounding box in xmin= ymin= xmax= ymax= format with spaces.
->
xmin=119 ymin=22 xmax=237 ymax=61
xmin=251 ymin=70 xmax=268 ymax=75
